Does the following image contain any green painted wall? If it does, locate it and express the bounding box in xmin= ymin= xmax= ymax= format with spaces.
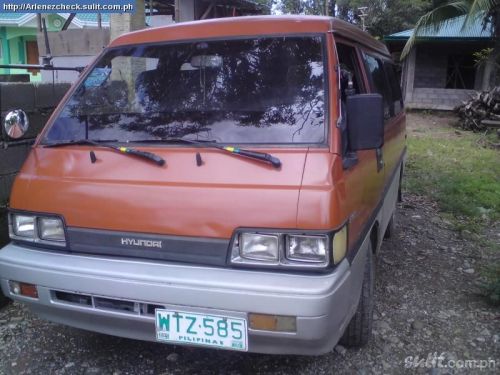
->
xmin=9 ymin=38 xmax=19 ymax=64
xmin=0 ymin=26 xmax=40 ymax=81
xmin=46 ymin=14 xmax=66 ymax=31
xmin=0 ymin=27 xmax=11 ymax=73
xmin=6 ymin=26 xmax=37 ymax=40
xmin=0 ymin=15 xmax=73 ymax=81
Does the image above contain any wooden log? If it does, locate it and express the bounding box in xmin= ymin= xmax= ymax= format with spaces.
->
xmin=481 ymin=119 xmax=500 ymax=128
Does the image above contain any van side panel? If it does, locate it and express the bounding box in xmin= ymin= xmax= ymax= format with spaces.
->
xmin=380 ymin=112 xmax=406 ymax=235
xmin=342 ymin=149 xmax=385 ymax=254
xmin=383 ymin=112 xmax=406 ymax=187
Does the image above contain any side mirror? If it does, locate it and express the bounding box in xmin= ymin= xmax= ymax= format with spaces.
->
xmin=4 ymin=110 xmax=29 ymax=139
xmin=346 ymin=94 xmax=384 ymax=151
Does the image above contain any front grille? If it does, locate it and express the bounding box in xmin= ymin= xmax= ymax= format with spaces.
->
xmin=51 ymin=290 xmax=164 ymax=317
xmin=66 ymin=227 xmax=230 ymax=267
xmin=54 ymin=291 xmax=92 ymax=306
xmin=94 ymin=297 xmax=138 ymax=313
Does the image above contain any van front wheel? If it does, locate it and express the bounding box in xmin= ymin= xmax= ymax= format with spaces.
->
xmin=339 ymin=243 xmax=374 ymax=347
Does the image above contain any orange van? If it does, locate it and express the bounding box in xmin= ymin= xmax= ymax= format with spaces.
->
xmin=0 ymin=16 xmax=406 ymax=354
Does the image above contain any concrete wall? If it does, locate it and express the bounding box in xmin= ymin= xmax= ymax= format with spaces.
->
xmin=37 ymin=29 xmax=110 ymax=57
xmin=36 ymin=29 xmax=110 ymax=84
xmin=404 ymin=44 xmax=486 ymax=110
xmin=110 ymin=0 xmax=146 ymax=41
xmin=0 ymin=82 xmax=70 ymax=203
xmin=178 ymin=0 xmax=196 ymax=22
xmin=408 ymin=88 xmax=475 ymax=110
xmin=414 ymin=46 xmax=448 ymax=89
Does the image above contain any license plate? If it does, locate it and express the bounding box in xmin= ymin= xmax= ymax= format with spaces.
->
xmin=155 ymin=309 xmax=248 ymax=351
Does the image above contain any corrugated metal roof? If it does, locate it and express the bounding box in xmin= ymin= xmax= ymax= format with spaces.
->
xmin=0 ymin=13 xmax=110 ymax=26
xmin=385 ymin=15 xmax=492 ymax=40
xmin=0 ymin=13 xmax=111 ymax=27
xmin=0 ymin=13 xmax=24 ymax=21
xmin=73 ymin=13 xmax=110 ymax=23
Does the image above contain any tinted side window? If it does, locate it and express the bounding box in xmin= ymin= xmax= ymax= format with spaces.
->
xmin=384 ymin=62 xmax=404 ymax=116
xmin=336 ymin=43 xmax=365 ymax=156
xmin=363 ymin=54 xmax=391 ymax=120
xmin=336 ymin=43 xmax=365 ymax=99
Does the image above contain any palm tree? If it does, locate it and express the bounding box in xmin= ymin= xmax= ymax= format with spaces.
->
xmin=402 ymin=0 xmax=500 ymax=90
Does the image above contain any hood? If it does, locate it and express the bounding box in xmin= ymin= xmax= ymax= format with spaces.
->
xmin=11 ymin=146 xmax=315 ymax=239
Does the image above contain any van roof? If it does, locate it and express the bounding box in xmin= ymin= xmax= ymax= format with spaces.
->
xmin=110 ymin=15 xmax=390 ymax=57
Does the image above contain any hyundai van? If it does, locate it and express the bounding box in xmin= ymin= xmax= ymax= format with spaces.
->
xmin=0 ymin=16 xmax=406 ymax=355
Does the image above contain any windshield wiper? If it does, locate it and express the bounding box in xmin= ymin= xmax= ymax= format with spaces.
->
xmin=43 ymin=139 xmax=166 ymax=167
xmin=130 ymin=138 xmax=281 ymax=169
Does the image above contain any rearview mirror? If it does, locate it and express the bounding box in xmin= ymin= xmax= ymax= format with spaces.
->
xmin=4 ymin=109 xmax=29 ymax=139
xmin=190 ymin=55 xmax=223 ymax=69
xmin=346 ymin=94 xmax=384 ymax=151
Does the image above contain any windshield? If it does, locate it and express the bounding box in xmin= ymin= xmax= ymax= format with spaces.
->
xmin=43 ymin=35 xmax=327 ymax=145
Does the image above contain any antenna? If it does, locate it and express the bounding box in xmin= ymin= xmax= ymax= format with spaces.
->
xmin=41 ymin=17 xmax=53 ymax=66
xmin=358 ymin=7 xmax=368 ymax=31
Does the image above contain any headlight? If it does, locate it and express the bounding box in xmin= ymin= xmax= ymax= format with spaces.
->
xmin=286 ymin=235 xmax=328 ymax=264
xmin=240 ymin=233 xmax=279 ymax=262
xmin=38 ymin=217 xmax=65 ymax=242
xmin=12 ymin=215 xmax=35 ymax=238
xmin=9 ymin=213 xmax=66 ymax=246
xmin=233 ymin=233 xmax=279 ymax=264
xmin=230 ymin=225 xmax=348 ymax=270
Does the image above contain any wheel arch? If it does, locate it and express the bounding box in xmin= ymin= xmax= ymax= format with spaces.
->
xmin=370 ymin=221 xmax=379 ymax=254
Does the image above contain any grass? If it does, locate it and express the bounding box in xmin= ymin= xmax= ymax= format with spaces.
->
xmin=405 ymin=124 xmax=500 ymax=232
xmin=404 ymin=112 xmax=500 ymax=305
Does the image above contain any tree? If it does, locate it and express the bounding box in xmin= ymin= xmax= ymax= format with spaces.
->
xmin=402 ymin=0 xmax=500 ymax=90
xmin=277 ymin=1 xmax=431 ymax=38
xmin=278 ymin=0 xmax=330 ymax=15
xmin=336 ymin=0 xmax=432 ymax=38
xmin=253 ymin=0 xmax=275 ymax=14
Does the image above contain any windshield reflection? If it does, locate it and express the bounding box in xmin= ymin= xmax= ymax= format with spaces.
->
xmin=45 ymin=36 xmax=327 ymax=145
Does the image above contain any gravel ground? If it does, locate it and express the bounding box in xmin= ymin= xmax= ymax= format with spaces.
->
xmin=1 ymin=192 xmax=499 ymax=375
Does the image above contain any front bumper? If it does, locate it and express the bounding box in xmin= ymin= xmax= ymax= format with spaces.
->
xmin=0 ymin=243 xmax=360 ymax=355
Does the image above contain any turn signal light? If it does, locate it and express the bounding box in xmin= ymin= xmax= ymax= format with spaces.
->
xmin=9 ymin=281 xmax=38 ymax=299
xmin=248 ymin=313 xmax=296 ymax=332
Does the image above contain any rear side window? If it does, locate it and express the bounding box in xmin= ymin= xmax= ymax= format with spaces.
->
xmin=336 ymin=43 xmax=365 ymax=99
xmin=336 ymin=42 xmax=366 ymax=156
xmin=363 ymin=53 xmax=405 ymax=121
xmin=384 ymin=62 xmax=404 ymax=116
xmin=362 ymin=53 xmax=392 ymax=120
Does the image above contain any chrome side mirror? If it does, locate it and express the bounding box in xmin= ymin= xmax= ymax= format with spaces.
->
xmin=4 ymin=110 xmax=29 ymax=139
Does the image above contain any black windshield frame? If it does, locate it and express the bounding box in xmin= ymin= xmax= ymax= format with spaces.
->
xmin=41 ymin=33 xmax=330 ymax=148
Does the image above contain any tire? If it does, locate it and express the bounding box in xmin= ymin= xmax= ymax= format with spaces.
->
xmin=339 ymin=243 xmax=374 ymax=347
xmin=384 ymin=211 xmax=396 ymax=239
